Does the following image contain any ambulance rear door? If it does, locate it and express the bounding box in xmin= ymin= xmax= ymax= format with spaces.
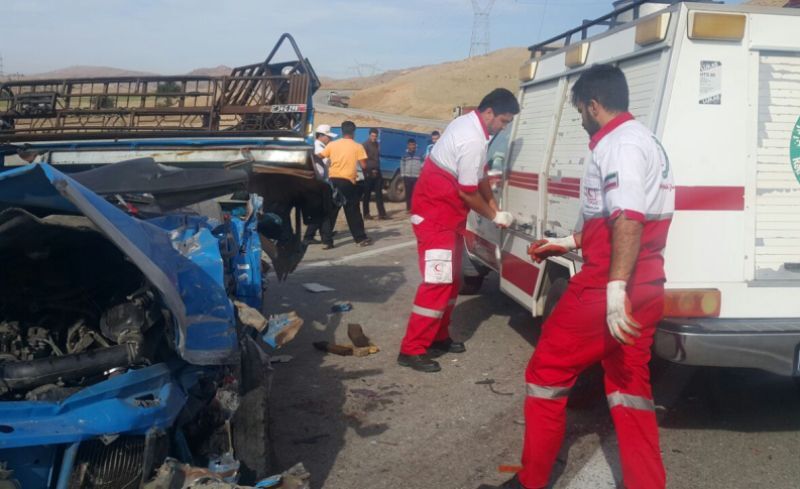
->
xmin=499 ymin=79 xmax=566 ymax=308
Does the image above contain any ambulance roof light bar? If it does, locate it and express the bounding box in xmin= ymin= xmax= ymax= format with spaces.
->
xmin=528 ymin=0 xmax=719 ymax=59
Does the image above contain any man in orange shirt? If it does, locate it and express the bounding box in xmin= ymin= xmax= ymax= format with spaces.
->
xmin=320 ymin=121 xmax=373 ymax=247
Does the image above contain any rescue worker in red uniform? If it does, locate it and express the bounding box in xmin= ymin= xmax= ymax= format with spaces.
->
xmin=398 ymin=88 xmax=520 ymax=373
xmin=487 ymin=65 xmax=675 ymax=489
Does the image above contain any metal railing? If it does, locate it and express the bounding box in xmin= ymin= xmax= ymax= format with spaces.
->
xmin=0 ymin=34 xmax=320 ymax=142
xmin=527 ymin=1 xmax=717 ymax=57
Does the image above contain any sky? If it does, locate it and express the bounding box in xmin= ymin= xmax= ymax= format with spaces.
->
xmin=3 ymin=0 xmax=743 ymax=78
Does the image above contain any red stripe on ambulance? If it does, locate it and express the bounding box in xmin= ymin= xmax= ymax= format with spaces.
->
xmin=501 ymin=252 xmax=539 ymax=296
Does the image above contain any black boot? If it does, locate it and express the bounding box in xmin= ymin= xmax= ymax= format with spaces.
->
xmin=428 ymin=338 xmax=466 ymax=356
xmin=397 ymin=353 xmax=441 ymax=373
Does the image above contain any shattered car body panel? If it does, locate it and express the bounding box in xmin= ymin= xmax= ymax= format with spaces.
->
xmin=0 ymin=162 xmax=266 ymax=488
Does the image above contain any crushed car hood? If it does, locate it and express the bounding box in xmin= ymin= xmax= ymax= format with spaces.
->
xmin=70 ymin=157 xmax=248 ymax=213
xmin=0 ymin=163 xmax=239 ymax=365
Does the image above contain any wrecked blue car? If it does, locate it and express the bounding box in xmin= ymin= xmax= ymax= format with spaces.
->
xmin=0 ymin=160 xmax=274 ymax=488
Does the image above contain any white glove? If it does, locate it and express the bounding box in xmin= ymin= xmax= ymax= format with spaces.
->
xmin=606 ymin=280 xmax=641 ymax=345
xmin=492 ymin=211 xmax=514 ymax=228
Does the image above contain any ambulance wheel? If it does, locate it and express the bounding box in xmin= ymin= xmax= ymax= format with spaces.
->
xmin=543 ymin=277 xmax=569 ymax=319
xmin=460 ymin=274 xmax=486 ymax=295
xmin=387 ymin=173 xmax=405 ymax=202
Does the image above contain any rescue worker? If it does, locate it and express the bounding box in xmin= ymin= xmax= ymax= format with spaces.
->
xmin=488 ymin=65 xmax=674 ymax=489
xmin=397 ymin=88 xmax=519 ymax=373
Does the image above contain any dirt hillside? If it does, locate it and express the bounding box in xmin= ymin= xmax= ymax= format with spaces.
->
xmin=26 ymin=66 xmax=157 ymax=79
xmin=745 ymin=0 xmax=791 ymax=5
xmin=345 ymin=47 xmax=529 ymax=120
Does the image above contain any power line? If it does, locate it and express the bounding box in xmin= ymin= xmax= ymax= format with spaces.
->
xmin=469 ymin=0 xmax=497 ymax=57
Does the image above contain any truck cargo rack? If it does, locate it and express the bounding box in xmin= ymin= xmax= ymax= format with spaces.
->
xmin=0 ymin=33 xmax=320 ymax=143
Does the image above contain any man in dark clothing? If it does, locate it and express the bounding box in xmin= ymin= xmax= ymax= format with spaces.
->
xmin=400 ymin=139 xmax=423 ymax=211
xmin=362 ymin=128 xmax=388 ymax=220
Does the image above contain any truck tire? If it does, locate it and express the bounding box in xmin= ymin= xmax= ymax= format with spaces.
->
xmin=543 ymin=277 xmax=569 ymax=319
xmin=460 ymin=275 xmax=485 ymax=295
xmin=232 ymin=336 xmax=273 ymax=484
xmin=386 ymin=173 xmax=405 ymax=202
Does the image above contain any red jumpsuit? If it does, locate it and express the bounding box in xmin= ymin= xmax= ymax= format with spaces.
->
xmin=519 ymin=113 xmax=675 ymax=489
xmin=400 ymin=111 xmax=490 ymax=355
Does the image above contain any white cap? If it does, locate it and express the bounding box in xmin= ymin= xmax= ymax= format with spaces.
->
xmin=314 ymin=124 xmax=338 ymax=139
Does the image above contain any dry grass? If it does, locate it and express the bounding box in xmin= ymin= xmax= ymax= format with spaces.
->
xmin=314 ymin=109 xmax=438 ymax=133
xmin=346 ymin=47 xmax=529 ymax=120
xmin=745 ymin=0 xmax=790 ymax=6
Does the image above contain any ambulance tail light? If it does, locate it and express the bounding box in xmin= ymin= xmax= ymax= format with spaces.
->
xmin=663 ymin=289 xmax=721 ymax=318
xmin=688 ymin=12 xmax=746 ymax=41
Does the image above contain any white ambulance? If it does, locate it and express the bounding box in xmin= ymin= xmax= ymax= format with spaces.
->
xmin=464 ymin=0 xmax=800 ymax=376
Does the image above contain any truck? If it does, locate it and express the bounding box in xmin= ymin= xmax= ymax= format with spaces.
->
xmin=327 ymin=91 xmax=351 ymax=108
xmin=0 ymin=34 xmax=320 ymax=488
xmin=463 ymin=0 xmax=800 ymax=377
xmin=331 ymin=126 xmax=432 ymax=202
xmin=0 ymin=33 xmax=325 ymax=280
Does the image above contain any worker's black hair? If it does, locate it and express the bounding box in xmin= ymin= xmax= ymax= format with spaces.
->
xmin=571 ymin=64 xmax=629 ymax=112
xmin=369 ymin=128 xmax=379 ymax=135
xmin=478 ymin=88 xmax=520 ymax=115
xmin=431 ymin=130 xmax=440 ymax=136
xmin=342 ymin=120 xmax=356 ymax=136
xmin=407 ymin=138 xmax=417 ymax=144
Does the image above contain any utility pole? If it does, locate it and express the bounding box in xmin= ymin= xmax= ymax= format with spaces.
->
xmin=348 ymin=60 xmax=381 ymax=78
xmin=469 ymin=0 xmax=496 ymax=57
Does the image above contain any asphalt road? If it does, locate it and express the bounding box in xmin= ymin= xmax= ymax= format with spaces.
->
xmin=314 ymin=90 xmax=449 ymax=129
xmin=265 ymin=203 xmax=800 ymax=489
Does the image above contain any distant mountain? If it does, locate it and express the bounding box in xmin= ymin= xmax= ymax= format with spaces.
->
xmin=745 ymin=0 xmax=792 ymax=5
xmin=320 ymin=68 xmax=418 ymax=91
xmin=186 ymin=65 xmax=232 ymax=77
xmin=22 ymin=64 xmax=235 ymax=80
xmin=27 ymin=65 xmax=158 ymax=79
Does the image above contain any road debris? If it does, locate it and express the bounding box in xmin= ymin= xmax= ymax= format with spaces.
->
xmin=302 ymin=283 xmax=335 ymax=293
xmin=270 ymin=355 xmax=294 ymax=364
xmin=234 ymin=301 xmax=268 ymax=332
xmin=262 ymin=312 xmax=304 ymax=348
xmin=330 ymin=302 xmax=353 ymax=313
xmin=208 ymin=452 xmax=241 ymax=483
xmin=475 ymin=378 xmax=514 ymax=396
xmin=313 ymin=341 xmax=354 ymax=356
xmin=145 ymin=459 xmax=310 ymax=489
xmin=313 ymin=324 xmax=380 ymax=357
xmin=347 ymin=323 xmax=372 ymax=348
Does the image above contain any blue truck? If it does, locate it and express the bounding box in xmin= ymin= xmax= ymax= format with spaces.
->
xmin=331 ymin=127 xmax=431 ymax=202
xmin=0 ymin=34 xmax=320 ymax=488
